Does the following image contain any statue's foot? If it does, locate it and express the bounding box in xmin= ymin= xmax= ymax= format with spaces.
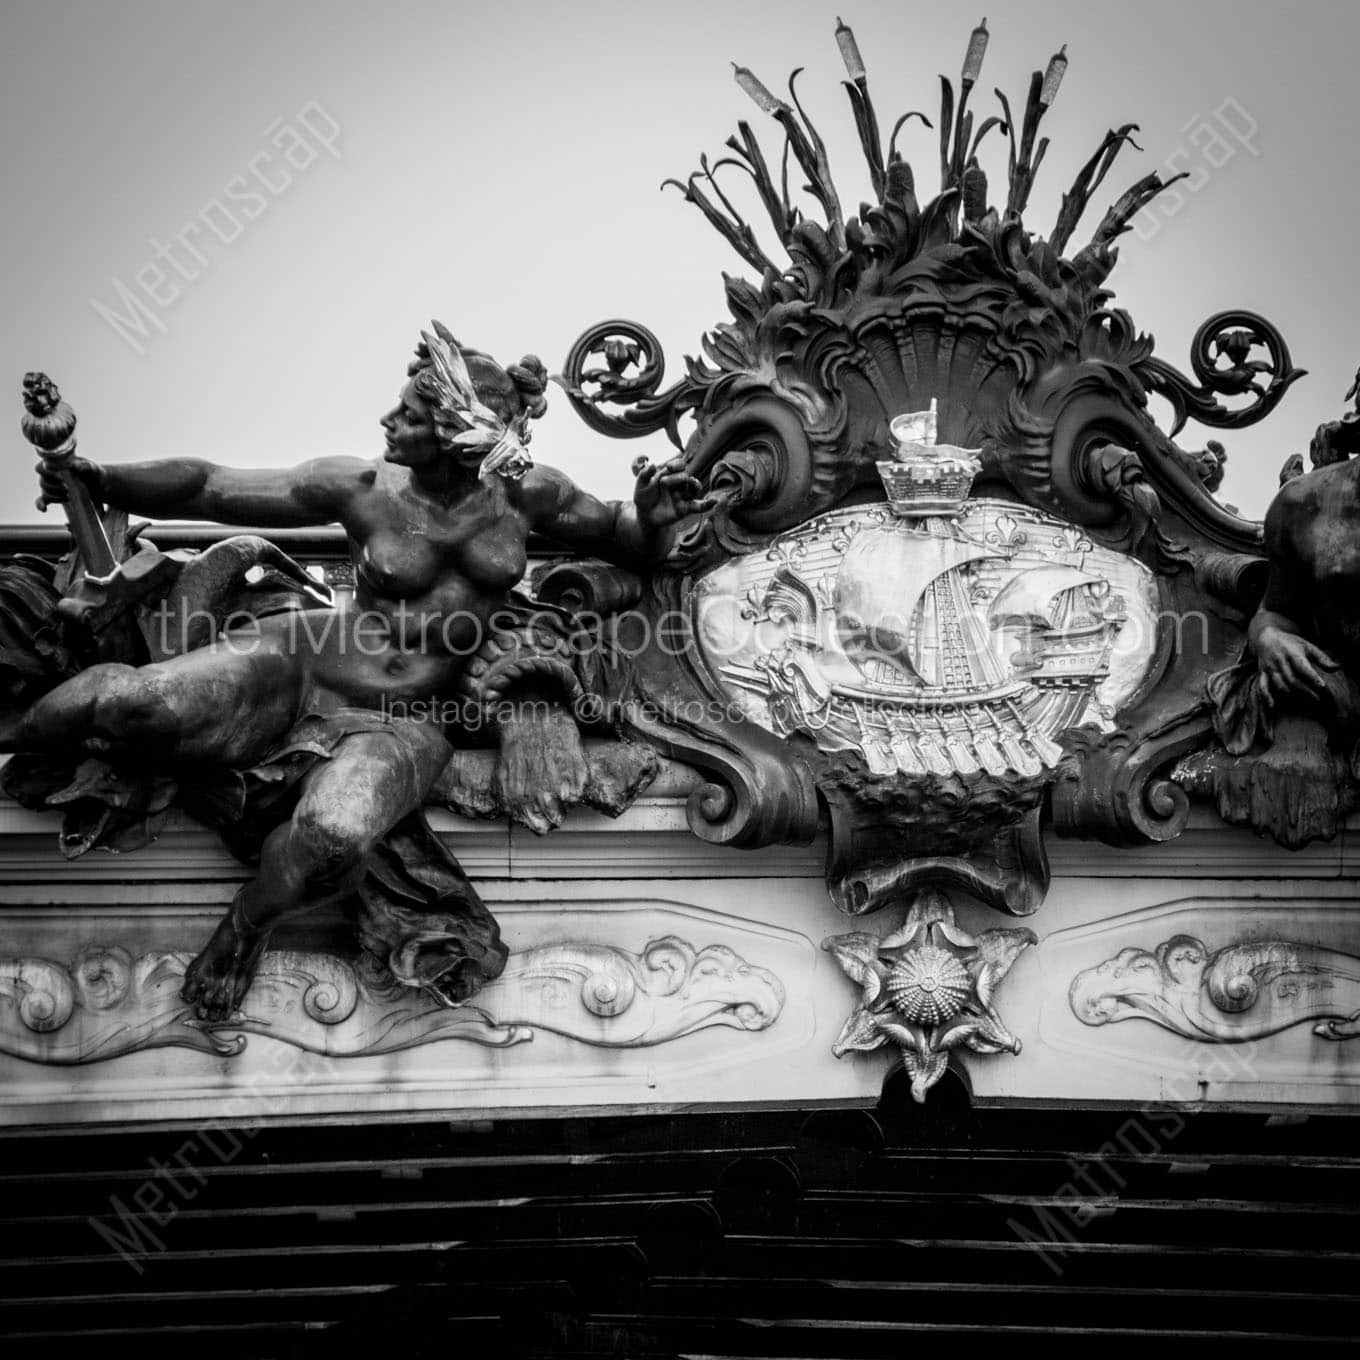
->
xmin=181 ymin=914 xmax=269 ymax=1022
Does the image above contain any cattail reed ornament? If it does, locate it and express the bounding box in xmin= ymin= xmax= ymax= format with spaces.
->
xmin=1040 ymin=44 xmax=1068 ymax=106
xmin=886 ymin=157 xmax=914 ymax=200
xmin=962 ymin=159 xmax=988 ymax=221
xmin=962 ymin=17 xmax=989 ymax=88
xmin=732 ymin=63 xmax=787 ymax=116
xmin=834 ymin=17 xmax=866 ymax=84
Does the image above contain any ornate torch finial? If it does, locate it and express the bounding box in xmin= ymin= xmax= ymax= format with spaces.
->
xmin=20 ymin=372 xmax=116 ymax=576
xmin=21 ymin=372 xmax=77 ymax=455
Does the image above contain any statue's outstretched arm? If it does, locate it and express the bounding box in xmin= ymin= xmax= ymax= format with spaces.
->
xmin=520 ymin=460 xmax=715 ymax=568
xmin=66 ymin=456 xmax=372 ymax=527
xmin=522 ymin=466 xmax=647 ymax=568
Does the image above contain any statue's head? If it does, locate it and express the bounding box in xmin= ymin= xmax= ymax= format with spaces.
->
xmin=382 ymin=321 xmax=548 ymax=477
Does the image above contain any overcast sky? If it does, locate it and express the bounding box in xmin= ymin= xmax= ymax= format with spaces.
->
xmin=2 ymin=0 xmax=1356 ymax=527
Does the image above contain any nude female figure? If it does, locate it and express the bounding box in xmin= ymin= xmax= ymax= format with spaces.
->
xmin=1250 ymin=366 xmax=1360 ymax=709
xmin=5 ymin=324 xmax=711 ymax=1019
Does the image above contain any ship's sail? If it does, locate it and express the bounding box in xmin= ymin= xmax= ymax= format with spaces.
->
xmin=988 ymin=565 xmax=1121 ymax=686
xmin=834 ymin=524 xmax=1005 ymax=689
xmin=986 ymin=566 xmax=1103 ymax=628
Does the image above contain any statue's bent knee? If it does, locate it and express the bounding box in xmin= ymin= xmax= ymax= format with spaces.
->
xmin=290 ymin=802 xmax=377 ymax=890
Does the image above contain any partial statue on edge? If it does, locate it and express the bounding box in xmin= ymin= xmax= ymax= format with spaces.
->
xmin=1196 ymin=368 xmax=1360 ymax=845
xmin=0 ymin=324 xmax=712 ymax=1020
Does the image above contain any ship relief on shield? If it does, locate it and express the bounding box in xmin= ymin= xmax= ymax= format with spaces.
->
xmin=694 ymin=407 xmax=1158 ymax=784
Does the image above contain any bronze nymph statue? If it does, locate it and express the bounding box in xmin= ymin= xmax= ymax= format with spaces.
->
xmin=2 ymin=323 xmax=712 ymax=1020
xmin=1196 ymin=371 xmax=1360 ymax=845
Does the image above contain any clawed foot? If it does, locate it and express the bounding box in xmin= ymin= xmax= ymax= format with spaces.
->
xmin=181 ymin=913 xmax=269 ymax=1022
xmin=494 ymin=701 xmax=588 ymax=835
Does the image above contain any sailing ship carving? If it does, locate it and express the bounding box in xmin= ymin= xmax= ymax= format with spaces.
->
xmin=697 ymin=408 xmax=1156 ymax=781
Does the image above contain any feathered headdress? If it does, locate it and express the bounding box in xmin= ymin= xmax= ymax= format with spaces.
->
xmin=419 ymin=320 xmax=533 ymax=480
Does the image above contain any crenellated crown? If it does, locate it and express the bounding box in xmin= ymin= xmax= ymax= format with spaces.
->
xmin=878 ymin=401 xmax=983 ymax=518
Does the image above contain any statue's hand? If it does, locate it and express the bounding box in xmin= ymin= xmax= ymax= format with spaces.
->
xmin=1309 ymin=415 xmax=1360 ymax=468
xmin=494 ymin=699 xmax=589 ymax=835
xmin=633 ymin=456 xmax=717 ymax=533
xmin=1255 ymin=624 xmax=1340 ymax=705
xmin=35 ymin=455 xmax=104 ymax=512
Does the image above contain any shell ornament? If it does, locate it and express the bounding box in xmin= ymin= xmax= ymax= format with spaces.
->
xmin=886 ymin=945 xmax=972 ymax=1024
xmin=823 ymin=889 xmax=1036 ymax=1102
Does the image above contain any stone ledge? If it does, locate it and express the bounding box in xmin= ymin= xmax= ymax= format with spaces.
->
xmin=2 ymin=781 xmax=1355 ymax=886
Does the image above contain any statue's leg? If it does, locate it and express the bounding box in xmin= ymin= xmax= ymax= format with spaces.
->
xmin=181 ymin=722 xmax=452 ymax=1020
xmin=0 ymin=663 xmax=139 ymax=753
xmin=0 ymin=646 xmax=304 ymax=766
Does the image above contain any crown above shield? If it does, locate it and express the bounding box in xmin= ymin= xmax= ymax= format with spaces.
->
xmin=878 ymin=400 xmax=983 ymax=519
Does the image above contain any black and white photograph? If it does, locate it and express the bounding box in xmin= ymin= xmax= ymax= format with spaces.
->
xmin=1 ymin=0 xmax=1357 ymax=1351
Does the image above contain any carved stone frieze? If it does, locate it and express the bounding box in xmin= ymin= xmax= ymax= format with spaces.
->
xmin=0 ymin=936 xmax=785 ymax=1065
xmin=1070 ymin=935 xmax=1360 ymax=1044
